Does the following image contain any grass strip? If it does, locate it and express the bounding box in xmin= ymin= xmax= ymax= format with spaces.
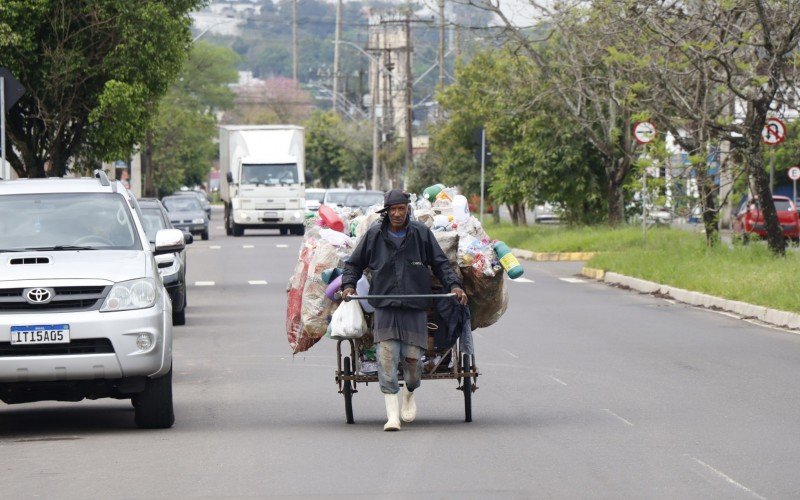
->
xmin=485 ymin=222 xmax=800 ymax=313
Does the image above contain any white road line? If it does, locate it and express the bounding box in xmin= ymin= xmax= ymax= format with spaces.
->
xmin=276 ymin=244 xmax=289 ymax=248
xmin=549 ymin=376 xmax=568 ymax=386
xmin=602 ymin=408 xmax=634 ymax=426
xmin=508 ymin=277 xmax=535 ymax=283
xmin=503 ymin=349 xmax=519 ymax=359
xmin=243 ymin=245 xmax=255 ymax=249
xmin=248 ymin=280 xmax=268 ymax=285
xmin=686 ymin=455 xmax=766 ymax=500
xmin=560 ymin=277 xmax=586 ymax=284
xmin=194 ymin=281 xmax=215 ymax=287
xmin=209 ymin=245 xmax=221 ymax=250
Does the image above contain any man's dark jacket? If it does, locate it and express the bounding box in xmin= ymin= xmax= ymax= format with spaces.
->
xmin=342 ymin=217 xmax=461 ymax=310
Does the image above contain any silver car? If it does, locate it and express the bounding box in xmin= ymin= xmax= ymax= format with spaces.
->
xmin=0 ymin=172 xmax=184 ymax=428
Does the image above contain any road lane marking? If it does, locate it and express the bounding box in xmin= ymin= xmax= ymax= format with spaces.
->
xmin=210 ymin=245 xmax=221 ymax=250
xmin=686 ymin=455 xmax=766 ymax=500
xmin=549 ymin=376 xmax=568 ymax=386
xmin=560 ymin=277 xmax=586 ymax=284
xmin=602 ymin=408 xmax=634 ymax=426
xmin=194 ymin=281 xmax=215 ymax=287
xmin=503 ymin=349 xmax=519 ymax=359
xmin=248 ymin=280 xmax=268 ymax=285
xmin=276 ymin=244 xmax=289 ymax=248
xmin=243 ymin=245 xmax=255 ymax=249
xmin=508 ymin=277 xmax=535 ymax=283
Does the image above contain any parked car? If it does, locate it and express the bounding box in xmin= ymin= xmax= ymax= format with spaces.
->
xmin=305 ymin=188 xmax=326 ymax=211
xmin=0 ymin=171 xmax=180 ymax=428
xmin=732 ymin=195 xmax=800 ymax=242
xmin=533 ymin=202 xmax=561 ymax=224
xmin=173 ymin=189 xmax=211 ymax=219
xmin=323 ymin=189 xmax=384 ymax=212
xmin=162 ymin=194 xmax=210 ymax=240
xmin=139 ymin=198 xmax=191 ymax=326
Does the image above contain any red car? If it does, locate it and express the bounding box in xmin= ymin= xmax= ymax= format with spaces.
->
xmin=733 ymin=195 xmax=800 ymax=241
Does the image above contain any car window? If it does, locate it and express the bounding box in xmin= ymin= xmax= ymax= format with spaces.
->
xmin=163 ymin=197 xmax=202 ymax=212
xmin=140 ymin=209 xmax=168 ymax=243
xmin=0 ymin=193 xmax=140 ymax=251
xmin=774 ymin=200 xmax=793 ymax=211
xmin=307 ymin=191 xmax=325 ymax=202
xmin=325 ymin=192 xmax=350 ymax=204
xmin=346 ymin=193 xmax=383 ymax=208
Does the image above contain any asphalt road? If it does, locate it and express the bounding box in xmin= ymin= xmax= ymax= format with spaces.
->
xmin=2 ymin=207 xmax=800 ymax=499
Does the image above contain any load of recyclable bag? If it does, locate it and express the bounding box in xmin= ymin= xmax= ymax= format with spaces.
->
xmin=286 ymin=232 xmax=318 ymax=353
xmin=300 ymin=240 xmax=343 ymax=340
xmin=330 ymin=299 xmax=368 ymax=339
xmin=460 ymin=259 xmax=508 ymax=329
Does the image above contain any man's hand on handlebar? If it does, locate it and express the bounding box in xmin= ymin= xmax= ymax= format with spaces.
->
xmin=452 ymin=287 xmax=468 ymax=305
xmin=341 ymin=287 xmax=356 ymax=301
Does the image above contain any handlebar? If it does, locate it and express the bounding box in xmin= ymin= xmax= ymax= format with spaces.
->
xmin=343 ymin=293 xmax=456 ymax=302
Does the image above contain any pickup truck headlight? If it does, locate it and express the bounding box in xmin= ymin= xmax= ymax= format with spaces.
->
xmin=101 ymin=278 xmax=157 ymax=312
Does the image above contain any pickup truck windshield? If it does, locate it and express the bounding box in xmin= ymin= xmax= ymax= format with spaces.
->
xmin=241 ymin=163 xmax=299 ymax=185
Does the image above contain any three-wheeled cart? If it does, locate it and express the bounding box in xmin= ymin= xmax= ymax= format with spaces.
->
xmin=334 ymin=293 xmax=479 ymax=424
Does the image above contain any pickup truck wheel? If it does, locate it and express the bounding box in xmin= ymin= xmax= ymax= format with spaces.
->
xmin=201 ymin=231 xmax=209 ymax=241
xmin=132 ymin=368 xmax=175 ymax=429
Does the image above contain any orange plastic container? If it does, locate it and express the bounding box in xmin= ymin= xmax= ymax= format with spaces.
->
xmin=318 ymin=205 xmax=345 ymax=232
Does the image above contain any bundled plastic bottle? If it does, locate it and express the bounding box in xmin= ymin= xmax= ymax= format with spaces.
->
xmin=422 ymin=183 xmax=445 ymax=203
xmin=492 ymin=241 xmax=524 ymax=279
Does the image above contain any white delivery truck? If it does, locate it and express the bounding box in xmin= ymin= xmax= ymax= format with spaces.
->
xmin=219 ymin=125 xmax=306 ymax=236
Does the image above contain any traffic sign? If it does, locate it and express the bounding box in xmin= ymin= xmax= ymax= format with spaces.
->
xmin=788 ymin=166 xmax=800 ymax=181
xmin=762 ymin=117 xmax=787 ymax=146
xmin=0 ymin=68 xmax=25 ymax=112
xmin=633 ymin=121 xmax=656 ymax=144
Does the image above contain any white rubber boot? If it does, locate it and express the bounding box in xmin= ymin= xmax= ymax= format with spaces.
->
xmin=401 ymin=387 xmax=417 ymax=423
xmin=384 ymin=393 xmax=401 ymax=431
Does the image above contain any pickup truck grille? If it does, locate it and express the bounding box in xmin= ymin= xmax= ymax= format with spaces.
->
xmin=0 ymin=338 xmax=115 ymax=357
xmin=0 ymin=286 xmax=110 ymax=313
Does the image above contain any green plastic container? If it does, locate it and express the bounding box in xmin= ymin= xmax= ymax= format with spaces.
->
xmin=422 ymin=183 xmax=445 ymax=203
xmin=492 ymin=241 xmax=524 ymax=279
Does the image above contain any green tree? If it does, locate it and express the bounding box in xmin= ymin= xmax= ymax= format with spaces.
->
xmin=305 ymin=111 xmax=344 ymax=188
xmin=0 ymin=0 xmax=201 ymax=178
xmin=149 ymin=41 xmax=239 ymax=195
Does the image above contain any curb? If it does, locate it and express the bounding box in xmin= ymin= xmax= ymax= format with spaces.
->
xmin=581 ymin=267 xmax=800 ymax=331
xmin=512 ymin=249 xmax=596 ymax=262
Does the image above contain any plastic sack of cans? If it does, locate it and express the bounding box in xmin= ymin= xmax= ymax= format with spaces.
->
xmin=285 ymin=185 xmax=522 ymax=353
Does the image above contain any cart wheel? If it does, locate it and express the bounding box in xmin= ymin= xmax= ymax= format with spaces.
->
xmin=343 ymin=356 xmax=355 ymax=424
xmin=462 ymin=353 xmax=472 ymax=423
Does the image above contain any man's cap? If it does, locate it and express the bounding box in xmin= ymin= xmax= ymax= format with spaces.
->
xmin=377 ymin=189 xmax=411 ymax=213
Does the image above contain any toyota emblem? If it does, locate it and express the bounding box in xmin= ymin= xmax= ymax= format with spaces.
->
xmin=25 ymin=288 xmax=54 ymax=304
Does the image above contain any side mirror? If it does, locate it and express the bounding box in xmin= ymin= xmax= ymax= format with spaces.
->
xmin=183 ymin=231 xmax=194 ymax=244
xmin=226 ymin=172 xmax=234 ymax=183
xmin=154 ymin=228 xmax=186 ymax=255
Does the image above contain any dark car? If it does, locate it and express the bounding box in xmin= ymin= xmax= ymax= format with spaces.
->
xmin=162 ymin=195 xmax=210 ymax=240
xmin=139 ymin=198 xmax=192 ymax=325
xmin=733 ymin=195 xmax=800 ymax=242
xmin=173 ymin=190 xmax=212 ymax=219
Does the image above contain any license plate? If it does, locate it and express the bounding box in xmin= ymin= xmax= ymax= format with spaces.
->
xmin=261 ymin=211 xmax=278 ymax=219
xmin=10 ymin=324 xmax=70 ymax=345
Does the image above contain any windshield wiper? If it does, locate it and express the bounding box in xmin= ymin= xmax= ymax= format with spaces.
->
xmin=0 ymin=248 xmax=26 ymax=253
xmin=24 ymin=245 xmax=98 ymax=251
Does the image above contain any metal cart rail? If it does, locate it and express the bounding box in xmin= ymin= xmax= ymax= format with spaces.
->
xmin=334 ymin=293 xmax=479 ymax=424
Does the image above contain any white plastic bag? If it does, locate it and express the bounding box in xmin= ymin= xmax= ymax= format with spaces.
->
xmin=330 ymin=300 xmax=368 ymax=339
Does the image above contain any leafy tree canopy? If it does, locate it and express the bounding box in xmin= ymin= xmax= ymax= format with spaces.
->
xmin=0 ymin=0 xmax=202 ymax=178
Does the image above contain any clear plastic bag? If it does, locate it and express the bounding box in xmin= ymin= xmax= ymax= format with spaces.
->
xmin=330 ymin=300 xmax=368 ymax=339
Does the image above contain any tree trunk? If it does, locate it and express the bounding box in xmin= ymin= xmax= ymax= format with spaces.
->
xmin=143 ymin=131 xmax=154 ymax=197
xmin=749 ymin=150 xmax=785 ymax=256
xmin=516 ymin=202 xmax=527 ymax=225
xmin=607 ymin=178 xmax=624 ymax=225
xmin=698 ymin=168 xmax=719 ymax=247
xmin=507 ymin=203 xmax=518 ymax=225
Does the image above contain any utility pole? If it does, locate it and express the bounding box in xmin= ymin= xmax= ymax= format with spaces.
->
xmin=438 ymin=0 xmax=445 ymax=108
xmin=292 ymin=0 xmax=298 ymax=83
xmin=404 ymin=12 xmax=413 ymax=190
xmin=370 ymin=23 xmax=381 ymax=191
xmin=332 ymin=0 xmax=343 ymax=114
